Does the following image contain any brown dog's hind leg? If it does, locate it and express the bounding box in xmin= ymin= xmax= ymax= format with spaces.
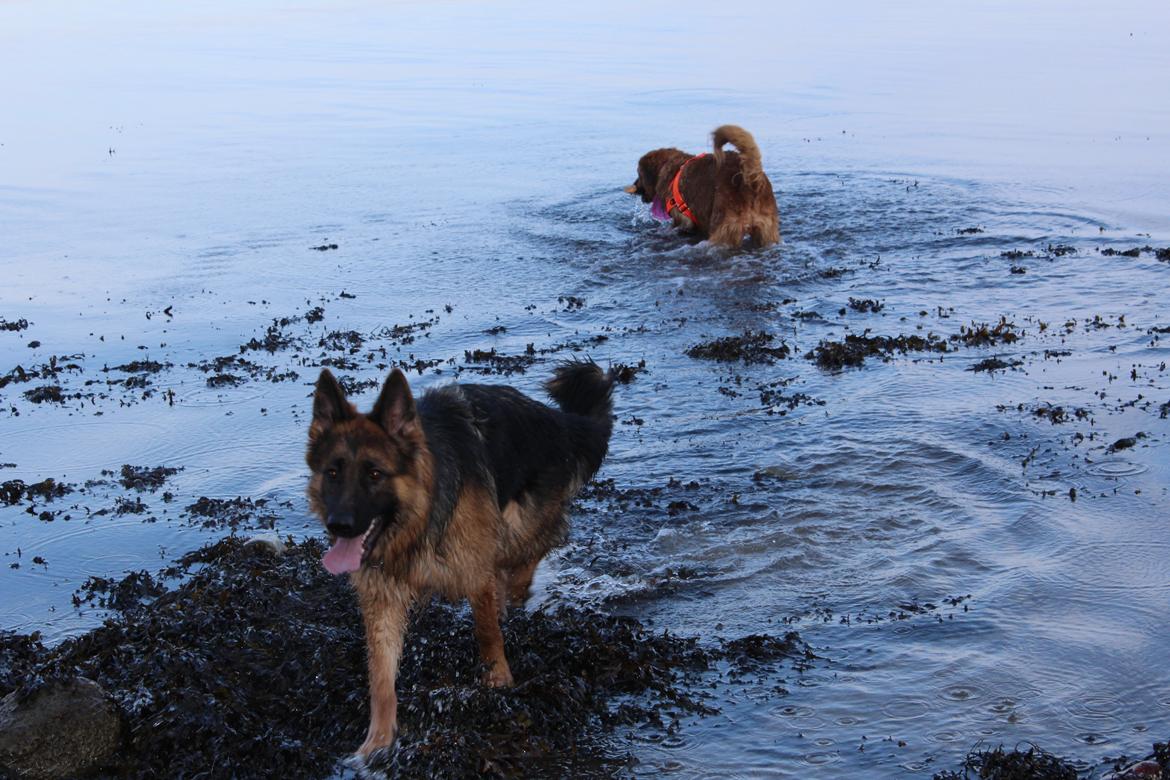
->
xmin=507 ymin=559 xmax=540 ymax=607
xmin=751 ymin=219 xmax=780 ymax=248
xmin=707 ymin=220 xmax=744 ymax=248
xmin=470 ymin=584 xmax=514 ymax=687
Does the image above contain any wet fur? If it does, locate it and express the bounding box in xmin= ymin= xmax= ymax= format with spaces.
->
xmin=306 ymin=361 xmax=614 ymax=759
xmin=626 ymin=124 xmax=779 ymax=248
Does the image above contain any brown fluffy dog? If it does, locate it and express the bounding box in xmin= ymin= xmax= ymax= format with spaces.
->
xmin=306 ymin=362 xmax=614 ymax=760
xmin=625 ymin=124 xmax=779 ymax=248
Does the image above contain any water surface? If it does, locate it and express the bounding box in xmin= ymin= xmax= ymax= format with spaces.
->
xmin=2 ymin=1 xmax=1169 ymax=776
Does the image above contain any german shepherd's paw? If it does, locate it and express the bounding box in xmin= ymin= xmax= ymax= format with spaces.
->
xmin=343 ymin=743 xmax=400 ymax=776
xmin=483 ymin=665 xmax=514 ymax=688
xmin=354 ymin=730 xmax=396 ymax=762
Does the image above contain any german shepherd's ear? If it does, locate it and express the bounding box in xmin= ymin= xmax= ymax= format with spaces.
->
xmin=310 ymin=368 xmax=353 ymax=442
xmin=372 ymin=369 xmax=419 ymax=438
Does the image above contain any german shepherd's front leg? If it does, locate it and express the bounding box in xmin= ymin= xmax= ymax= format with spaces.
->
xmin=356 ymin=580 xmax=413 ymax=759
xmin=470 ymin=583 xmax=513 ymax=687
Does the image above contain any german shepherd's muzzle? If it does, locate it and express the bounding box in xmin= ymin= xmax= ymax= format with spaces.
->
xmin=306 ymin=361 xmax=614 ymax=760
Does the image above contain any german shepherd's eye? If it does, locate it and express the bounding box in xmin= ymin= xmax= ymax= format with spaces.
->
xmin=326 ymin=467 xmax=340 ymax=480
xmin=368 ymin=468 xmax=383 ymax=482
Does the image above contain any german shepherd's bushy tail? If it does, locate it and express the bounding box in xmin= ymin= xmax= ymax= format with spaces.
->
xmin=712 ymin=124 xmax=765 ymax=189
xmin=545 ymin=360 xmax=615 ymax=478
xmin=545 ymin=359 xmax=614 ymax=423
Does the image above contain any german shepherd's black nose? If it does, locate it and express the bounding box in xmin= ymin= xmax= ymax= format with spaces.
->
xmin=326 ymin=513 xmax=360 ymax=538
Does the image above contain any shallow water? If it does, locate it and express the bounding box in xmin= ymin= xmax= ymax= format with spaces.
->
xmin=2 ymin=0 xmax=1170 ymax=776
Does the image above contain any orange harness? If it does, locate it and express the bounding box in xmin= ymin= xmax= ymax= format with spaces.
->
xmin=665 ymin=153 xmax=707 ymax=228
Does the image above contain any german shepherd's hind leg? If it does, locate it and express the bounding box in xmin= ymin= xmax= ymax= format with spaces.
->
xmin=507 ymin=559 xmax=541 ymax=608
xmin=356 ymin=580 xmax=413 ymax=759
xmin=470 ymin=584 xmax=513 ymax=687
xmin=494 ymin=570 xmax=510 ymax=620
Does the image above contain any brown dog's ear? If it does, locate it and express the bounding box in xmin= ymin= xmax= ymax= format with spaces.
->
xmin=372 ymin=369 xmax=419 ymax=438
xmin=310 ymin=368 xmax=353 ymax=441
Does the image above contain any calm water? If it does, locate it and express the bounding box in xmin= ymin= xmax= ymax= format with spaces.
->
xmin=2 ymin=1 xmax=1169 ymax=776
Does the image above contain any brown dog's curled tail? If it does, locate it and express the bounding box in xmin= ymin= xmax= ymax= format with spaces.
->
xmin=712 ymin=124 xmax=764 ymax=189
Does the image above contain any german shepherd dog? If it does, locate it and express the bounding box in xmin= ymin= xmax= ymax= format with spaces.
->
xmin=306 ymin=361 xmax=614 ymax=759
xmin=625 ymin=124 xmax=780 ymax=248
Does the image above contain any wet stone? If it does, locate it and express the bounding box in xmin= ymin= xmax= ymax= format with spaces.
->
xmin=244 ymin=531 xmax=288 ymax=556
xmin=0 ymin=677 xmax=122 ymax=780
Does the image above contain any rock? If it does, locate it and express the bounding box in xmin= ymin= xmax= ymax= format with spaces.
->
xmin=0 ymin=677 xmax=121 ymax=779
xmin=244 ymin=530 xmax=287 ymax=556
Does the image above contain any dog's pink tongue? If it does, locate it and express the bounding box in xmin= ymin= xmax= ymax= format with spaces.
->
xmin=322 ymin=536 xmax=364 ymax=575
xmin=650 ymin=199 xmax=669 ymax=221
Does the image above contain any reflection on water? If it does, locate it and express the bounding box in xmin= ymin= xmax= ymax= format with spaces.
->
xmin=2 ymin=0 xmax=1169 ymax=775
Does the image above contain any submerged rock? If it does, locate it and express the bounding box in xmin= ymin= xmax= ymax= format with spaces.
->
xmin=0 ymin=677 xmax=121 ymax=780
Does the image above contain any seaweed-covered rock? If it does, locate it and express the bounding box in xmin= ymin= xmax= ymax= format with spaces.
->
xmin=2 ymin=538 xmax=806 ymax=779
xmin=0 ymin=677 xmax=121 ymax=780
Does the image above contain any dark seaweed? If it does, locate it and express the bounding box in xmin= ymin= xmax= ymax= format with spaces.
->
xmin=112 ymin=465 xmax=181 ymax=492
xmin=686 ymin=332 xmax=790 ymax=364
xmin=847 ymin=297 xmax=885 ymax=313
xmin=933 ymin=743 xmax=1078 ymax=779
xmin=462 ymin=347 xmax=537 ymax=376
xmin=807 ymin=333 xmax=949 ymax=370
xmin=611 ymin=360 xmax=647 ymax=384
xmin=3 ymin=538 xmax=809 ymax=779
xmin=951 ymin=318 xmax=1021 ymax=347
xmin=968 ymin=357 xmax=1024 ymax=373
xmin=0 ymin=478 xmax=73 ymax=506
xmin=184 ymin=496 xmax=278 ymax=530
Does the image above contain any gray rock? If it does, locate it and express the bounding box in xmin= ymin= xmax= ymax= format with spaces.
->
xmin=0 ymin=677 xmax=121 ymax=780
xmin=244 ymin=530 xmax=287 ymax=556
